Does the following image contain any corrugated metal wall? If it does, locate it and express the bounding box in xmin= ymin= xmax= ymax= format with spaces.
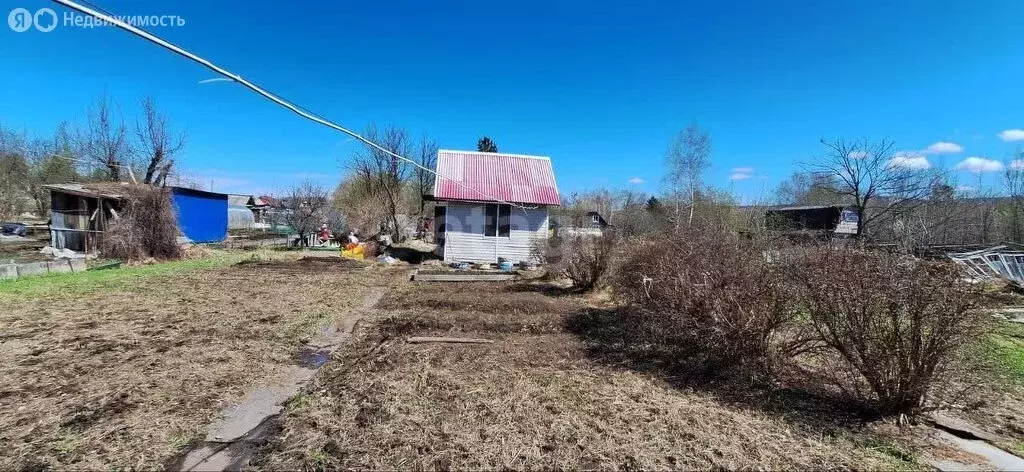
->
xmin=443 ymin=202 xmax=548 ymax=263
xmin=171 ymin=187 xmax=228 ymax=243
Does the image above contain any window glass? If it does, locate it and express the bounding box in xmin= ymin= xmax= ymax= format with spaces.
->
xmin=484 ymin=204 xmax=497 ymax=236
xmin=498 ymin=205 xmax=511 ymax=237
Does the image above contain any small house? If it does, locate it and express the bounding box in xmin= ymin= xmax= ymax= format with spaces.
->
xmin=551 ymin=211 xmax=611 ymax=237
xmin=430 ymin=150 xmax=560 ymax=263
xmin=764 ymin=205 xmax=858 ymax=235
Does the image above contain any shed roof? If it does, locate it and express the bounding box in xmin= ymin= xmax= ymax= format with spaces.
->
xmin=44 ymin=182 xmax=136 ymax=199
xmin=433 ymin=150 xmax=560 ymax=205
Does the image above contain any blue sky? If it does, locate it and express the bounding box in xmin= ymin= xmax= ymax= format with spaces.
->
xmin=2 ymin=0 xmax=1023 ymax=201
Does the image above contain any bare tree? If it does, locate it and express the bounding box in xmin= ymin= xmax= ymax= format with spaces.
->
xmin=135 ymin=96 xmax=185 ymax=185
xmin=1004 ymin=151 xmax=1024 ymax=243
xmin=414 ymin=135 xmax=438 ymax=214
xmin=349 ymin=124 xmax=413 ymax=240
xmin=774 ymin=172 xmax=841 ymax=206
xmin=281 ymin=180 xmax=330 ymax=247
xmin=665 ymin=122 xmax=711 ymax=228
xmin=82 ymin=93 xmax=131 ymax=182
xmin=808 ymin=138 xmax=934 ymax=239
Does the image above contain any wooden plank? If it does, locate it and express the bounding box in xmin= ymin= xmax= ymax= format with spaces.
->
xmin=413 ymin=273 xmax=518 ymax=282
xmin=407 ymin=336 xmax=494 ymax=344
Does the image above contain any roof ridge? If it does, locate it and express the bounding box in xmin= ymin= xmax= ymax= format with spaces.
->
xmin=438 ymin=149 xmax=551 ymax=160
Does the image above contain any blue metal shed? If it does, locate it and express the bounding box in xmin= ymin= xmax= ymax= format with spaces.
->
xmin=170 ymin=187 xmax=228 ymax=243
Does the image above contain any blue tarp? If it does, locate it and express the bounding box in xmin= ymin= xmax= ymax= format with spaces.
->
xmin=170 ymin=187 xmax=228 ymax=243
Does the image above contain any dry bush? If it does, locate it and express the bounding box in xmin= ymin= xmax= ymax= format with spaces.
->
xmin=788 ymin=247 xmax=987 ymax=415
xmin=608 ymin=227 xmax=795 ymax=378
xmin=101 ymin=186 xmax=181 ymax=261
xmin=558 ymin=233 xmax=616 ymax=291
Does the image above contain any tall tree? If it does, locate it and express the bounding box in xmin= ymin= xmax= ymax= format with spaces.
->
xmin=27 ymin=123 xmax=81 ymax=216
xmin=808 ymin=138 xmax=934 ymax=239
xmin=665 ymin=122 xmax=711 ymax=227
xmin=135 ymin=96 xmax=185 ymax=185
xmin=82 ymin=93 xmax=131 ymax=182
xmin=477 ymin=136 xmax=498 ymax=153
xmin=414 ymin=135 xmax=438 ymax=214
xmin=350 ymin=124 xmax=413 ymax=240
xmin=1004 ymin=151 xmax=1024 ymax=243
xmin=0 ymin=125 xmax=29 ymax=219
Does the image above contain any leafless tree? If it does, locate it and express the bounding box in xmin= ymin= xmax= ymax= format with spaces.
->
xmin=281 ymin=180 xmax=330 ymax=247
xmin=807 ymin=138 xmax=934 ymax=239
xmin=665 ymin=122 xmax=711 ymax=228
xmin=414 ymin=135 xmax=438 ymax=214
xmin=82 ymin=93 xmax=131 ymax=182
xmin=774 ymin=172 xmax=841 ymax=206
xmin=1004 ymin=151 xmax=1024 ymax=243
xmin=135 ymin=96 xmax=185 ymax=185
xmin=349 ymin=124 xmax=412 ymax=240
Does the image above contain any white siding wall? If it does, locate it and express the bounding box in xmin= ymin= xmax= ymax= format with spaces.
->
xmin=443 ymin=202 xmax=548 ymax=263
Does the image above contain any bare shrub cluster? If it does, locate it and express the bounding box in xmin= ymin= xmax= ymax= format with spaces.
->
xmin=787 ymin=247 xmax=987 ymax=415
xmin=608 ymin=227 xmax=795 ymax=378
xmin=558 ymin=233 xmax=616 ymax=291
xmin=101 ymin=186 xmax=182 ymax=261
xmin=607 ymin=227 xmax=988 ymax=415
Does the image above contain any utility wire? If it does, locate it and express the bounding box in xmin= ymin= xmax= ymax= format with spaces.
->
xmin=51 ymin=0 xmax=538 ymax=210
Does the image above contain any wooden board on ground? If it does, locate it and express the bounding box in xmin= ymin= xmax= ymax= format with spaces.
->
xmin=407 ymin=336 xmax=494 ymax=344
xmin=412 ymin=272 xmax=518 ymax=282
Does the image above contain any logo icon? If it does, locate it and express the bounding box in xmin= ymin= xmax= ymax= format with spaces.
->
xmin=34 ymin=8 xmax=57 ymax=32
xmin=8 ymin=7 xmax=32 ymax=32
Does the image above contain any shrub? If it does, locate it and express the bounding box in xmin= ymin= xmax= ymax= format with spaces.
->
xmin=101 ymin=186 xmax=182 ymax=261
xmin=789 ymin=247 xmax=986 ymax=415
xmin=559 ymin=233 xmax=616 ymax=291
xmin=608 ymin=227 xmax=796 ymax=377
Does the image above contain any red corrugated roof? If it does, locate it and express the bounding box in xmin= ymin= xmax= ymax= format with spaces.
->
xmin=433 ymin=150 xmax=560 ymax=205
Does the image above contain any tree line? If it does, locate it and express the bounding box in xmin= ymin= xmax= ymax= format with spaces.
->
xmin=557 ymin=124 xmax=1024 ymax=246
xmin=0 ymin=92 xmax=186 ymax=220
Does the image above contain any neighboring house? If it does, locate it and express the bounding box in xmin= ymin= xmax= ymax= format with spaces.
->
xmin=429 ymin=149 xmax=560 ymax=263
xmin=46 ymin=183 xmax=229 ymax=252
xmin=551 ymin=211 xmax=611 ymax=237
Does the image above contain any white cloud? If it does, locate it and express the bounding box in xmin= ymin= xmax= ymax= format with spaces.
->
xmin=924 ymin=141 xmax=963 ymax=154
xmin=728 ymin=167 xmax=756 ymax=181
xmin=887 ymin=152 xmax=931 ymax=170
xmin=955 ymin=156 xmax=1004 ymax=173
xmin=627 ymin=177 xmax=644 ymax=185
xmin=999 ymin=129 xmax=1024 ymax=142
xmin=956 ymin=185 xmax=975 ymax=195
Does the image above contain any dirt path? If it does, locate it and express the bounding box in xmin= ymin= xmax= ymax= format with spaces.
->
xmin=173 ymin=288 xmax=386 ymax=471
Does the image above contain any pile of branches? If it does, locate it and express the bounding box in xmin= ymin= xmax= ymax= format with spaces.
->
xmin=102 ymin=186 xmax=182 ymax=261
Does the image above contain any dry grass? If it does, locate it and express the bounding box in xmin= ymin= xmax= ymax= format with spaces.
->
xmin=255 ymin=281 xmax=912 ymax=470
xmin=0 ymin=251 xmax=406 ymax=470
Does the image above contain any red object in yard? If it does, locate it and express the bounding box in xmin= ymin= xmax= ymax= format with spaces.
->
xmin=433 ymin=150 xmax=560 ymax=205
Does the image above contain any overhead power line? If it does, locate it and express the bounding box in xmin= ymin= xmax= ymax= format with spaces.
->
xmin=50 ymin=0 xmax=536 ymax=210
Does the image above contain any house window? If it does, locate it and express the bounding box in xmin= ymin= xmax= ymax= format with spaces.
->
xmin=484 ymin=204 xmax=511 ymax=237
xmin=498 ymin=204 xmax=511 ymax=236
xmin=591 ymin=214 xmax=600 ymax=226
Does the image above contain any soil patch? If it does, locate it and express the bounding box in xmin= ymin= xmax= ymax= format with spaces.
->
xmin=0 ymin=252 xmax=403 ymax=470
